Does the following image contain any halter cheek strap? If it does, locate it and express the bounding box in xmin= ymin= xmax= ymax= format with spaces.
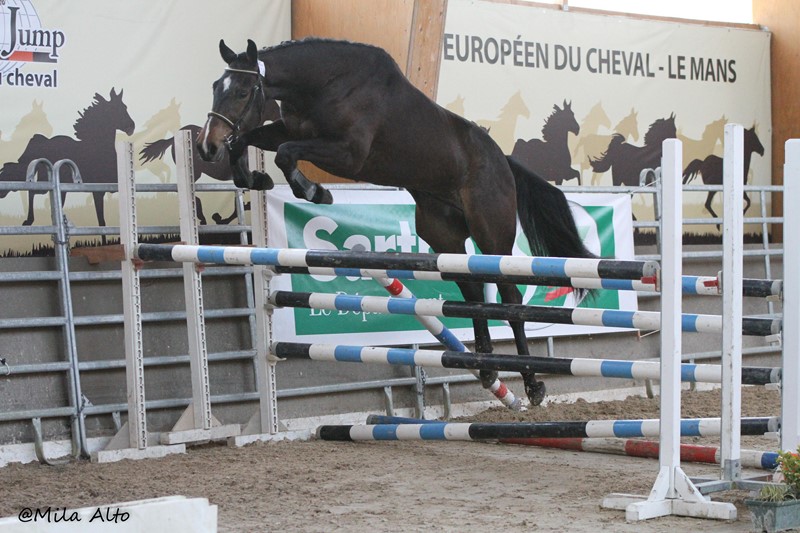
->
xmin=206 ymin=65 xmax=266 ymax=143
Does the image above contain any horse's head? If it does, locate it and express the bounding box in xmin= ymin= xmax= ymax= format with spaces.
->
xmin=106 ymin=88 xmax=136 ymax=136
xmin=746 ymin=124 xmax=765 ymax=157
xmin=197 ymin=39 xmax=267 ymax=162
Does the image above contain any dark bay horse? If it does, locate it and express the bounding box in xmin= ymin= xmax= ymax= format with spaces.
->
xmin=683 ymin=125 xmax=764 ymax=221
xmin=589 ymin=114 xmax=677 ymax=187
xmin=510 ymin=100 xmax=581 ymax=186
xmin=197 ymin=38 xmax=595 ymax=406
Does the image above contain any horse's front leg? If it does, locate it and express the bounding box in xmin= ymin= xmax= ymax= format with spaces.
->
xmin=227 ymin=121 xmax=294 ymax=190
xmin=273 ymin=136 xmax=374 ymax=205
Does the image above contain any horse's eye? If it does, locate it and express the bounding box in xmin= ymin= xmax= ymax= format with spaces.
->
xmin=237 ymin=90 xmax=249 ymax=98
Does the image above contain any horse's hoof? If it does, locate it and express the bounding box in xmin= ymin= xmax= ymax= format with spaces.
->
xmin=233 ymin=173 xmax=252 ymax=189
xmin=253 ymin=171 xmax=275 ymax=191
xmin=312 ymin=187 xmax=333 ymax=205
xmin=524 ymin=379 xmax=546 ymax=406
xmin=479 ymin=370 xmax=499 ymax=389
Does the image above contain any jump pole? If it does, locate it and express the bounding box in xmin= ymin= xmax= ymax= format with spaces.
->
xmin=267 ymin=290 xmax=780 ymax=337
xmin=501 ymin=438 xmax=779 ymax=472
xmin=273 ymin=342 xmax=780 ymax=386
xmin=135 ymin=243 xmax=659 ymax=282
xmin=272 ymin=264 xmax=781 ymax=298
xmin=371 ymin=275 xmax=523 ymax=410
xmin=362 ymin=414 xmax=779 ymax=470
xmin=316 ymin=417 xmax=778 ymax=441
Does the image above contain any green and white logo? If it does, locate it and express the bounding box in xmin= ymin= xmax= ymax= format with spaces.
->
xmin=268 ymin=188 xmax=636 ymax=345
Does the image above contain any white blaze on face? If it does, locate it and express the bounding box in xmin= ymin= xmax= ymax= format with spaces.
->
xmin=222 ymin=75 xmax=231 ymax=93
xmin=199 ymin=114 xmax=214 ymax=156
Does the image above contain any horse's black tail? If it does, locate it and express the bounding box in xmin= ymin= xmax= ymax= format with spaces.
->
xmin=139 ymin=137 xmax=174 ymax=163
xmin=507 ymin=156 xmax=595 ymax=261
xmin=588 ymin=133 xmax=625 ymax=173
xmin=682 ymin=159 xmax=702 ymax=184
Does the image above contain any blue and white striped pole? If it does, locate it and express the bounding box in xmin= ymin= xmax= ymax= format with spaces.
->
xmin=269 ymin=291 xmax=781 ymax=337
xmin=373 ymin=275 xmax=523 ymax=410
xmin=272 ymin=342 xmax=780 ymax=386
xmin=316 ymin=417 xmax=779 ymax=441
xmin=135 ymin=243 xmax=659 ymax=282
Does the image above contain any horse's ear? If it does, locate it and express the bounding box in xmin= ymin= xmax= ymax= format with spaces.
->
xmin=219 ymin=39 xmax=237 ymax=64
xmin=246 ymin=39 xmax=258 ymax=65
xmin=564 ymin=99 xmax=571 ymax=110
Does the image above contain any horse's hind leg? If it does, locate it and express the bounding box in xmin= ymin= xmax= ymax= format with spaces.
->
xmin=410 ymin=193 xmax=499 ymax=390
xmin=497 ymin=282 xmax=546 ymax=406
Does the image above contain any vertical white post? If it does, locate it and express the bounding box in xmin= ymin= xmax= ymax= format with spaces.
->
xmin=175 ymin=129 xmax=213 ymax=431
xmin=618 ymin=139 xmax=736 ymax=521
xmin=117 ymin=140 xmax=148 ymax=449
xmin=249 ymin=147 xmax=279 ymax=435
xmin=720 ymin=124 xmax=743 ymax=479
xmin=658 ymin=137 xmax=683 ymax=500
xmin=782 ymin=140 xmax=800 ymax=452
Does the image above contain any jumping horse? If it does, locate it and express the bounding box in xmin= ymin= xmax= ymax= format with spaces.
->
xmin=197 ymin=38 xmax=595 ymax=406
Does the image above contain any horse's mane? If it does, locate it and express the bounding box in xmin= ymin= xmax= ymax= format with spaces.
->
xmin=73 ymin=95 xmax=109 ymax=140
xmin=260 ymin=37 xmax=394 ymax=62
xmin=643 ymin=116 xmax=676 ymax=146
xmin=541 ymin=106 xmax=572 ymax=144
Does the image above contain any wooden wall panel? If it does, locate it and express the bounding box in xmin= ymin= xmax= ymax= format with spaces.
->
xmin=753 ymin=0 xmax=800 ymax=240
xmin=292 ymin=0 xmax=414 ymax=67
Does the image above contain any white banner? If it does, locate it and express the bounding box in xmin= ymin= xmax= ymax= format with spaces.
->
xmin=437 ymin=0 xmax=771 ymax=233
xmin=0 ymin=0 xmax=290 ymax=254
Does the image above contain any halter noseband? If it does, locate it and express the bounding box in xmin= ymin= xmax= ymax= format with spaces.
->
xmin=207 ymin=67 xmax=265 ymax=148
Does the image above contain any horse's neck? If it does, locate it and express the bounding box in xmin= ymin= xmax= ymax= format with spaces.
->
xmin=744 ymin=151 xmax=754 ymax=180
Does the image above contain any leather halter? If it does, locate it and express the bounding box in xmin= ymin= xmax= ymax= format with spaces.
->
xmin=207 ymin=67 xmax=264 ymax=148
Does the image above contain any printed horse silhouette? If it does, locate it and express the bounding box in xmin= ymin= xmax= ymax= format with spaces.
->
xmin=0 ymin=88 xmax=135 ymax=227
xmin=128 ymin=98 xmax=183 ymax=183
xmin=569 ymin=102 xmax=611 ymax=178
xmin=0 ymin=100 xmax=53 ymax=165
xmin=589 ymin=114 xmax=677 ymax=187
xmin=141 ymin=120 xmax=279 ymax=225
xmin=575 ymin=108 xmax=640 ymax=186
xmin=678 ymin=115 xmax=726 ymax=171
xmin=197 ymin=38 xmax=595 ymax=406
xmin=510 ymin=100 xmax=581 ymax=185
xmin=475 ymin=90 xmax=531 ymax=154
xmin=444 ymin=95 xmax=465 ymax=117
xmin=683 ymin=125 xmax=764 ymax=223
